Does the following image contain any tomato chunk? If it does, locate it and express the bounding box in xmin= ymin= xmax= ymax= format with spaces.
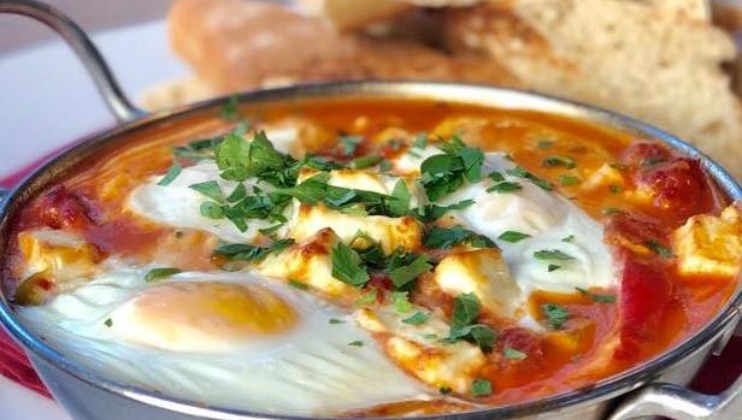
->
xmin=37 ymin=186 xmax=95 ymax=230
xmin=621 ymin=141 xmax=673 ymax=167
xmin=616 ymin=256 xmax=673 ymax=359
xmin=637 ymin=158 xmax=712 ymax=219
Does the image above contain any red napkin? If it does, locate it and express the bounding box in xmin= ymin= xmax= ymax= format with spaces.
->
xmin=0 ymin=159 xmax=739 ymax=401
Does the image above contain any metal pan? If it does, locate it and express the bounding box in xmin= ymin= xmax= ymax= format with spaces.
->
xmin=0 ymin=1 xmax=740 ymax=419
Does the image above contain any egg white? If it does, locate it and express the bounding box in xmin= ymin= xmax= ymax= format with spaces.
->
xmin=16 ymin=268 xmax=432 ymax=415
xmin=128 ymin=162 xmax=289 ymax=243
xmin=395 ymin=152 xmax=618 ymax=295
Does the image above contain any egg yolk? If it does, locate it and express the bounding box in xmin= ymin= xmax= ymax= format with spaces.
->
xmin=109 ymin=281 xmax=298 ymax=352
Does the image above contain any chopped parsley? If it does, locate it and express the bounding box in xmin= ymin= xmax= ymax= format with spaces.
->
xmin=219 ymin=95 xmax=240 ymax=121
xmin=354 ymin=289 xmax=378 ymax=306
xmin=331 ymin=242 xmax=370 ymax=287
xmin=576 ymin=287 xmax=617 ymax=303
xmin=157 ymin=162 xmax=183 ymax=186
xmin=609 ymin=184 xmax=624 ymax=194
xmin=542 ymin=303 xmax=569 ymax=330
xmin=412 ymin=199 xmax=474 ymax=223
xmin=412 ymin=132 xmax=428 ymax=149
xmin=561 ymin=235 xmax=575 ymax=242
xmin=199 ymin=202 xmax=225 ymax=220
xmin=507 ymin=166 xmax=553 ymax=191
xmin=534 ymin=249 xmax=575 ymax=261
xmin=543 ymin=154 xmax=576 ymax=169
xmin=104 ymin=318 xmax=113 ymax=328
xmin=402 ymin=311 xmax=429 ymax=325
xmin=548 ymin=264 xmax=562 ymax=272
xmin=288 ymin=279 xmax=309 ymax=290
xmin=503 ymin=347 xmax=528 ymax=360
xmin=537 ymin=139 xmax=555 ymax=150
xmin=213 ymin=239 xmax=294 ymax=263
xmin=471 ymin=379 xmax=493 ymax=397
xmin=446 ymin=293 xmax=498 ymax=352
xmin=497 ymin=230 xmax=531 ymax=243
xmin=424 ymin=225 xmax=496 ymax=250
xmin=189 ymin=181 xmax=224 ymax=202
xmin=602 ymin=207 xmax=623 ymax=215
xmin=145 ymin=267 xmax=182 ymax=283
xmin=329 ymin=318 xmax=346 ymax=325
xmin=348 ymin=155 xmax=381 ymax=169
xmin=389 ymin=256 xmax=432 ymax=289
xmin=559 ymin=174 xmax=581 ymax=186
xmin=338 ymin=135 xmax=363 ymax=157
xmin=646 ymin=240 xmax=673 ymax=259
xmin=391 ymin=291 xmax=414 ymax=313
xmin=486 ymin=181 xmax=522 ymax=193
xmin=419 ymin=136 xmax=484 ymax=201
xmin=348 ymin=340 xmax=364 ymax=347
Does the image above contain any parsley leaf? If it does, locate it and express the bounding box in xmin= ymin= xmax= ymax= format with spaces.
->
xmin=331 ymin=242 xmax=370 ymax=287
xmin=402 ymin=311 xmax=429 ymax=325
xmin=348 ymin=340 xmax=364 ymax=347
xmin=200 ymin=202 xmax=225 ymax=219
xmin=507 ymin=166 xmax=553 ymax=191
xmin=424 ymin=225 xmax=496 ymax=249
xmin=451 ymin=293 xmax=480 ymax=329
xmin=534 ymin=249 xmax=575 ymax=261
xmin=537 ymin=139 xmax=554 ymax=150
xmin=471 ymin=379 xmax=493 ymax=397
xmin=389 ymin=256 xmax=431 ymax=289
xmin=487 ymin=181 xmax=522 ymax=193
xmin=189 ymin=181 xmax=224 ymax=202
xmin=503 ymin=347 xmax=528 ymax=360
xmin=213 ymin=239 xmax=294 ymax=263
xmin=412 ymin=132 xmax=428 ymax=149
xmin=389 ymin=180 xmax=411 ymax=217
xmin=158 ymin=162 xmax=183 ymax=186
xmin=354 ymin=289 xmax=378 ymax=306
xmin=348 ymin=155 xmax=381 ymax=169
xmin=576 ymin=287 xmax=617 ymax=303
xmin=543 ymin=154 xmax=576 ymax=169
xmin=497 ymin=231 xmax=531 ymax=243
xmin=412 ymin=200 xmax=474 ymax=222
xmin=288 ymin=279 xmax=309 ymax=290
xmin=391 ymin=291 xmax=414 ymax=313
xmin=419 ymin=136 xmax=484 ymax=201
xmin=145 ymin=267 xmax=182 ymax=283
xmin=646 ymin=240 xmax=673 ymax=259
xmin=559 ymin=174 xmax=581 ymax=186
xmin=542 ymin=303 xmax=569 ymax=330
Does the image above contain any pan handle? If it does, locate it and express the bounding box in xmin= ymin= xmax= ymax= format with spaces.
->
xmin=607 ymin=375 xmax=742 ymax=420
xmin=0 ymin=0 xmax=144 ymax=123
xmin=608 ymin=310 xmax=742 ymax=420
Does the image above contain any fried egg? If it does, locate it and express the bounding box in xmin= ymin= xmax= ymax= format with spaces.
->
xmin=127 ymin=162 xmax=289 ymax=243
xmin=388 ymin=150 xmax=618 ymax=294
xmin=16 ymin=268 xmax=432 ymax=415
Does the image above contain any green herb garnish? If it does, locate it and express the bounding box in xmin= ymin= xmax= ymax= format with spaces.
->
xmin=542 ymin=303 xmax=569 ymax=330
xmin=503 ymin=347 xmax=528 ymax=360
xmin=402 ymin=311 xmax=429 ymax=325
xmin=471 ymin=379 xmax=493 ymax=397
xmin=331 ymin=242 xmax=370 ymax=287
xmin=145 ymin=267 xmax=182 ymax=283
xmin=498 ymin=231 xmax=531 ymax=243
xmin=157 ymin=162 xmax=183 ymax=186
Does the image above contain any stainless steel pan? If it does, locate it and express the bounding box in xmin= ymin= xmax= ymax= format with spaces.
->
xmin=0 ymin=1 xmax=740 ymax=419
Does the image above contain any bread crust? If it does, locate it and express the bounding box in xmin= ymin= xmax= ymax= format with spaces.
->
xmin=168 ymin=0 xmax=517 ymax=94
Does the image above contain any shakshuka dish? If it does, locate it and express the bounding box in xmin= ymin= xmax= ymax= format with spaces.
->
xmin=4 ymin=98 xmax=741 ymax=416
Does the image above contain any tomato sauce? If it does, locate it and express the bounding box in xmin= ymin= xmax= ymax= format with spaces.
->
xmin=3 ymin=98 xmax=738 ymax=410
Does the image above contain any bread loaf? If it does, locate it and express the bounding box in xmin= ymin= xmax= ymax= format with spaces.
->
xmin=442 ymin=0 xmax=742 ymax=179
